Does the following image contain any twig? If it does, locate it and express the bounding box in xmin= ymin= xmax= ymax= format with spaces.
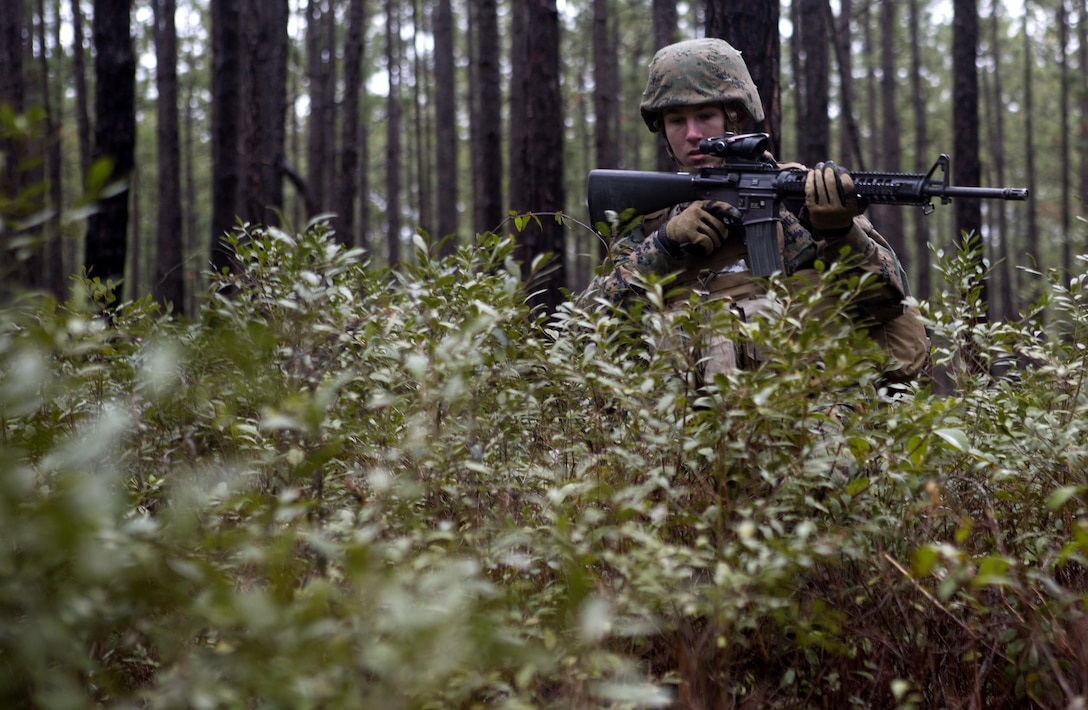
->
xmin=883 ymin=553 xmax=973 ymax=634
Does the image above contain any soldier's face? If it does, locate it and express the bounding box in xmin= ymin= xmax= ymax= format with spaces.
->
xmin=663 ymin=104 xmax=727 ymax=170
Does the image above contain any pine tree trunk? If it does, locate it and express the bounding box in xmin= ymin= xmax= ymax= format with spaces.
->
xmin=509 ymin=0 xmax=566 ymax=310
xmin=153 ymin=0 xmax=184 ymax=312
xmin=1080 ymin=0 xmax=1088 ymax=248
xmin=434 ymin=0 xmax=458 ymax=253
xmin=70 ymin=0 xmax=92 ymax=179
xmin=38 ymin=0 xmax=65 ymax=297
xmin=85 ymin=0 xmax=135 ymax=292
xmin=1022 ymin=9 xmax=1039 ymax=288
xmin=322 ymin=2 xmax=337 ymax=209
xmin=1 ymin=0 xmax=28 ymax=296
xmin=211 ymin=0 xmax=242 ymax=272
xmin=240 ymin=0 xmax=288 ymax=227
xmin=592 ymin=0 xmax=619 ymax=258
xmin=306 ymin=0 xmax=327 ymax=214
xmin=184 ymin=80 xmax=199 ymax=314
xmin=830 ymin=0 xmax=859 ymax=168
xmin=469 ymin=0 xmax=503 ymax=236
xmin=1058 ymin=0 xmax=1071 ymax=275
xmin=873 ymin=0 xmax=904 ymax=258
xmin=651 ymin=0 xmax=677 ymax=171
xmin=337 ymin=0 xmax=366 ymax=247
xmin=704 ymin=0 xmax=779 ymax=153
xmin=987 ymin=0 xmax=1013 ymax=321
xmin=909 ymin=0 xmax=931 ymax=299
xmin=410 ymin=0 xmax=434 ymax=242
xmin=862 ymin=4 xmax=876 ymax=171
xmin=952 ymin=0 xmax=981 ymax=242
xmin=796 ymin=0 xmax=829 ymax=166
xmin=952 ymin=0 xmax=985 ymax=378
xmin=385 ymin=0 xmax=403 ymax=267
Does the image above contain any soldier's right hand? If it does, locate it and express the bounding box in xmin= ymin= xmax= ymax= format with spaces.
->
xmin=660 ymin=200 xmax=740 ymax=256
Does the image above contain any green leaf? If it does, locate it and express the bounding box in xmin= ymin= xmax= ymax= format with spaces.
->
xmin=911 ymin=545 xmax=939 ymax=576
xmin=933 ymin=428 xmax=970 ymax=453
xmin=1046 ymin=485 xmax=1084 ymax=511
xmin=972 ymin=554 xmax=1012 ymax=588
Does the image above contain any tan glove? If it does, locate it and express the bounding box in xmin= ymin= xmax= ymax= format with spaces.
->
xmin=804 ymin=161 xmax=860 ymax=236
xmin=659 ymin=200 xmax=740 ymax=257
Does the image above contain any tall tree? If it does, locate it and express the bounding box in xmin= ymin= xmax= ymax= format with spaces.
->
xmin=788 ymin=0 xmax=801 ymax=161
xmin=70 ymin=0 xmax=92 ymax=181
xmin=862 ymin=2 xmax=877 ymax=171
xmin=240 ymin=0 xmax=288 ymax=227
xmin=336 ymin=0 xmax=367 ymax=247
xmin=210 ymin=0 xmax=242 ymax=273
xmin=875 ymin=0 xmax=904 ymax=258
xmin=38 ymin=0 xmax=65 ymax=298
xmin=651 ymin=0 xmax=677 ymax=171
xmin=509 ymin=0 xmax=566 ymax=311
xmin=1021 ymin=6 xmax=1040 ymax=291
xmin=829 ymin=0 xmax=860 ymax=168
xmin=986 ymin=0 xmax=1013 ymax=320
xmin=592 ymin=0 xmax=619 ymax=172
xmin=0 ymin=0 xmax=26 ymax=140
xmin=704 ymin=0 xmax=780 ymax=154
xmin=153 ymin=0 xmax=184 ymax=311
xmin=359 ymin=102 xmax=371 ymax=252
xmin=908 ymin=0 xmax=932 ymax=299
xmin=1080 ymin=0 xmax=1088 ymax=243
xmin=469 ymin=0 xmax=503 ymax=236
xmin=434 ymin=0 xmax=458 ymax=254
xmin=952 ymin=0 xmax=982 ymax=242
xmin=305 ymin=0 xmax=330 ymax=214
xmin=1057 ymin=0 xmax=1071 ymax=276
xmin=592 ymin=0 xmax=619 ymax=251
xmin=0 ymin=0 xmax=29 ymax=296
xmin=795 ymin=0 xmax=829 ymax=167
xmin=321 ymin=0 xmax=337 ymax=209
xmin=84 ymin=0 xmax=136 ymax=292
xmin=183 ymin=66 xmax=199 ymax=314
xmin=410 ymin=0 xmax=434 ymax=241
xmin=953 ymin=0 xmax=984 ymax=377
xmin=385 ymin=0 xmax=403 ymax=266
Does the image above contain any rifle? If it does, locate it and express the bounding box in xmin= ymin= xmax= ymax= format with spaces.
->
xmin=587 ymin=132 xmax=1030 ymax=277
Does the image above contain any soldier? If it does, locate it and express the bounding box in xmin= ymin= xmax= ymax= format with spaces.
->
xmin=581 ymin=38 xmax=929 ymax=386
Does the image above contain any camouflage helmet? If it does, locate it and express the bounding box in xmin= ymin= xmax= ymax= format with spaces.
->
xmin=639 ymin=38 xmax=765 ymax=133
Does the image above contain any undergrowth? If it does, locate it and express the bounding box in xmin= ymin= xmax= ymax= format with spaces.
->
xmin=2 ymin=223 xmax=1087 ymax=709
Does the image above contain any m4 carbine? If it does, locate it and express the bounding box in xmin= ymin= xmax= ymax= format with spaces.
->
xmin=587 ymin=132 xmax=1030 ymax=277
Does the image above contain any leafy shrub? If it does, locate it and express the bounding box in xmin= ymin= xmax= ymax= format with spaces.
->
xmin=2 ymin=223 xmax=1087 ymax=708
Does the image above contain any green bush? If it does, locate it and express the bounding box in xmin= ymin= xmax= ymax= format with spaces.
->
xmin=2 ymin=223 xmax=1087 ymax=708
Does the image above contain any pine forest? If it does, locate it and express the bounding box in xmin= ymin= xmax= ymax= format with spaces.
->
xmin=3 ymin=0 xmax=1088 ymax=707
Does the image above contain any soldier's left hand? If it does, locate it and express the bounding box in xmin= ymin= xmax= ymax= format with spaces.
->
xmin=804 ymin=161 xmax=860 ymax=236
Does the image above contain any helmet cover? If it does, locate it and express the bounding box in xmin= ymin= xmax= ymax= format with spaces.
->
xmin=640 ymin=38 xmax=765 ymax=132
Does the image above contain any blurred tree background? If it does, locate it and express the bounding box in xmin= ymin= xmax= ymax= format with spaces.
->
xmin=0 ymin=0 xmax=1085 ymax=314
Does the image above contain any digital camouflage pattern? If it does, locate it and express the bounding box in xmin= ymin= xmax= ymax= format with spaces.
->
xmin=640 ymin=38 xmax=766 ymax=132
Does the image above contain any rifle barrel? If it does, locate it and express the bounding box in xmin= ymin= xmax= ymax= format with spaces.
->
xmin=930 ymin=185 xmax=1030 ymax=201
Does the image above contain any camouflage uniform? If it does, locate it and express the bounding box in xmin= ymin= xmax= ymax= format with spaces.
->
xmin=580 ymin=38 xmax=929 ymax=384
xmin=584 ymin=201 xmax=911 ymax=323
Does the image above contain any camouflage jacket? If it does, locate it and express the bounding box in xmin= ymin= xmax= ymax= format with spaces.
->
xmin=579 ymin=200 xmax=914 ymax=325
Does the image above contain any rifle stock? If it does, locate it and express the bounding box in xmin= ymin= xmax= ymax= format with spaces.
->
xmin=587 ymin=133 xmax=1029 ymax=277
